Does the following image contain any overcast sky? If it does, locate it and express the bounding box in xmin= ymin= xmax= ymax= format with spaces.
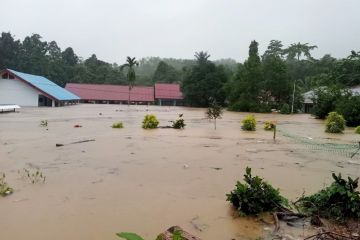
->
xmin=1 ymin=0 xmax=359 ymax=63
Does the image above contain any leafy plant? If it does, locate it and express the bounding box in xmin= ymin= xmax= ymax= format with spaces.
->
xmin=264 ymin=121 xmax=276 ymax=131
xmin=355 ymin=126 xmax=360 ymax=134
xmin=325 ymin=112 xmax=345 ymax=133
xmin=117 ymin=230 xmax=183 ymax=240
xmin=206 ymin=97 xmax=223 ymax=130
xmin=112 ymin=121 xmax=124 ymax=129
xmin=142 ymin=114 xmax=159 ymax=129
xmin=171 ymin=114 xmax=185 ymax=129
xmin=19 ymin=168 xmax=46 ymax=184
xmin=0 ymin=173 xmax=13 ymax=196
xmin=40 ymin=120 xmax=48 ymax=127
xmin=297 ymin=173 xmax=360 ymax=219
xmin=280 ymin=103 xmax=290 ymax=114
xmin=117 ymin=232 xmax=144 ymax=240
xmin=226 ymin=167 xmax=288 ymax=216
xmin=241 ymin=115 xmax=256 ymax=131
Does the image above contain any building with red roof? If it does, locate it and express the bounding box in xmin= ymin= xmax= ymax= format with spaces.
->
xmin=154 ymin=83 xmax=183 ymax=106
xmin=65 ymin=83 xmax=154 ymax=104
xmin=65 ymin=82 xmax=184 ymax=105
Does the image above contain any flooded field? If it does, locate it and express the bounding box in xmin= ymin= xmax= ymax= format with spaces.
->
xmin=0 ymin=104 xmax=359 ymax=240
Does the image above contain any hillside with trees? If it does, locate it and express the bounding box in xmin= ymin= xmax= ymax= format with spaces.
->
xmin=0 ymin=31 xmax=359 ymax=114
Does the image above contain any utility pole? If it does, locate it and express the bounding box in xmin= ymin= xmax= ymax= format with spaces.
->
xmin=291 ymin=80 xmax=296 ymax=114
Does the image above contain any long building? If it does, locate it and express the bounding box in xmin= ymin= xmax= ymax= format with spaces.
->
xmin=0 ymin=69 xmax=80 ymax=107
xmin=154 ymin=83 xmax=183 ymax=106
xmin=65 ymin=82 xmax=183 ymax=105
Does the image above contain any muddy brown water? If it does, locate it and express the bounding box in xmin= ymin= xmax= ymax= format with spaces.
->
xmin=0 ymin=104 xmax=359 ymax=240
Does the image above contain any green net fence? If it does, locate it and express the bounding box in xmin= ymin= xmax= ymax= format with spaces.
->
xmin=278 ymin=128 xmax=360 ymax=160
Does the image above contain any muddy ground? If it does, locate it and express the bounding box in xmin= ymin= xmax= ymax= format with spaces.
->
xmin=0 ymin=104 xmax=359 ymax=240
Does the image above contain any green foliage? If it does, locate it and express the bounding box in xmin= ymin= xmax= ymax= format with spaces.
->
xmin=19 ymin=168 xmax=46 ymax=184
xmin=112 ymin=121 xmax=124 ymax=129
xmin=172 ymin=230 xmax=183 ymax=240
xmin=241 ymin=115 xmax=256 ymax=131
xmin=0 ymin=173 xmax=13 ymax=197
xmin=117 ymin=230 xmax=183 ymax=240
xmin=226 ymin=167 xmax=288 ymax=216
xmin=152 ymin=61 xmax=181 ymax=83
xmin=325 ymin=112 xmax=345 ymax=133
xmin=227 ymin=41 xmax=263 ymax=112
xmin=311 ymin=86 xmax=343 ymax=119
xmin=182 ymin=51 xmax=228 ymax=107
xmin=264 ymin=121 xmax=276 ymax=131
xmin=142 ymin=114 xmax=159 ymax=129
xmin=280 ymin=103 xmax=290 ymax=114
xmin=116 ymin=232 xmax=145 ymax=240
xmin=335 ymin=95 xmax=360 ymax=127
xmin=355 ymin=126 xmax=360 ymax=134
xmin=298 ymin=173 xmax=360 ymax=219
xmin=206 ymin=98 xmax=223 ymax=130
xmin=171 ymin=114 xmax=185 ymax=129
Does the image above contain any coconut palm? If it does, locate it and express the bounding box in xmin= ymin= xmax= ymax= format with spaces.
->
xmin=284 ymin=42 xmax=317 ymax=61
xmin=121 ymin=57 xmax=138 ymax=105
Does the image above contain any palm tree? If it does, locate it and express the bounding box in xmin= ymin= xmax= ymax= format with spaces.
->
xmin=121 ymin=57 xmax=138 ymax=105
xmin=284 ymin=42 xmax=317 ymax=61
xmin=194 ymin=51 xmax=210 ymax=64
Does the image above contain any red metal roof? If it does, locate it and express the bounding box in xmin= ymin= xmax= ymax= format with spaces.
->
xmin=154 ymin=83 xmax=183 ymax=100
xmin=65 ymin=83 xmax=154 ymax=102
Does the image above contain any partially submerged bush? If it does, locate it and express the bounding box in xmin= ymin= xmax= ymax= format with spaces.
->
xmin=40 ymin=120 xmax=48 ymax=127
xmin=112 ymin=121 xmax=124 ymax=129
xmin=325 ymin=112 xmax=345 ymax=133
xmin=298 ymin=173 xmax=360 ymax=220
xmin=142 ymin=114 xmax=159 ymax=129
xmin=19 ymin=168 xmax=46 ymax=184
xmin=117 ymin=227 xmax=185 ymax=240
xmin=356 ymin=126 xmax=360 ymax=134
xmin=226 ymin=167 xmax=288 ymax=216
xmin=280 ymin=103 xmax=290 ymax=114
xmin=171 ymin=114 xmax=185 ymax=129
xmin=264 ymin=121 xmax=276 ymax=131
xmin=0 ymin=173 xmax=13 ymax=196
xmin=241 ymin=115 xmax=256 ymax=131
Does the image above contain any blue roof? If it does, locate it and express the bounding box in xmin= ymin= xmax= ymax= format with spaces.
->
xmin=7 ymin=69 xmax=80 ymax=101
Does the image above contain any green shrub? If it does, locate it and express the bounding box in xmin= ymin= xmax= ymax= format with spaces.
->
xmin=298 ymin=173 xmax=360 ymax=219
xmin=336 ymin=95 xmax=360 ymax=127
xmin=112 ymin=121 xmax=124 ymax=129
xmin=241 ymin=115 xmax=256 ymax=131
xmin=264 ymin=121 xmax=276 ymax=131
xmin=0 ymin=173 xmax=13 ymax=196
xmin=142 ymin=114 xmax=159 ymax=129
xmin=226 ymin=167 xmax=288 ymax=216
xmin=312 ymin=86 xmax=343 ymax=119
xmin=280 ymin=103 xmax=290 ymax=114
xmin=171 ymin=114 xmax=186 ymax=129
xmin=355 ymin=126 xmax=360 ymax=134
xmin=325 ymin=112 xmax=345 ymax=133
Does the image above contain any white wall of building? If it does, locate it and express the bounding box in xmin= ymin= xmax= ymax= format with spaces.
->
xmin=0 ymin=78 xmax=40 ymax=106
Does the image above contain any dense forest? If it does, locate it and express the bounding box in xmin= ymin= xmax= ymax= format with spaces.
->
xmin=0 ymin=32 xmax=359 ymax=115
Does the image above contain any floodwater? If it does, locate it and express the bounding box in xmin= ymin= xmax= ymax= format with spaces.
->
xmin=0 ymin=104 xmax=359 ymax=240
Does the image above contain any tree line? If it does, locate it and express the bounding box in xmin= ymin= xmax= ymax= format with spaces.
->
xmin=0 ymin=32 xmax=359 ymax=115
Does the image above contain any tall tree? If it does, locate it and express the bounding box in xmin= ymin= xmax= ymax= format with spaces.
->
xmin=284 ymin=42 xmax=318 ymax=61
xmin=0 ymin=32 xmax=21 ymax=69
xmin=121 ymin=57 xmax=139 ymax=105
xmin=182 ymin=51 xmax=228 ymax=107
xmin=152 ymin=61 xmax=181 ymax=83
xmin=227 ymin=40 xmax=265 ymax=112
